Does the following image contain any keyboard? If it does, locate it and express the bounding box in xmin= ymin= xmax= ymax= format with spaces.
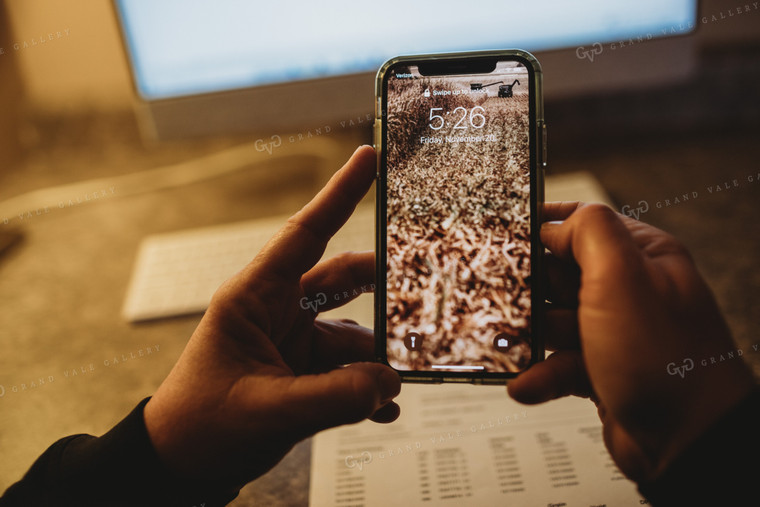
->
xmin=122 ymin=172 xmax=612 ymax=322
xmin=122 ymin=205 xmax=375 ymax=322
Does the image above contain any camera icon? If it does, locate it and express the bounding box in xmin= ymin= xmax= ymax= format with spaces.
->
xmin=493 ymin=333 xmax=516 ymax=352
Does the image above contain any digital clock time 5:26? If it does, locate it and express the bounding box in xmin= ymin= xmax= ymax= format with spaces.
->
xmin=428 ymin=106 xmax=486 ymax=130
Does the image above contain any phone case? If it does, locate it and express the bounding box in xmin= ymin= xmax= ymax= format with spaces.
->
xmin=374 ymin=49 xmax=545 ymax=384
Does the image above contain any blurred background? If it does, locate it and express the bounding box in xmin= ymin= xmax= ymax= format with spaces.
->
xmin=0 ymin=1 xmax=758 ymax=505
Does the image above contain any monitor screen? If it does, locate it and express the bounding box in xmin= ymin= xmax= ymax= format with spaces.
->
xmin=115 ymin=0 xmax=697 ymax=101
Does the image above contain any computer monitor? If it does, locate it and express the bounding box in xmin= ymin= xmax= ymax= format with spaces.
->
xmin=113 ymin=0 xmax=698 ymax=140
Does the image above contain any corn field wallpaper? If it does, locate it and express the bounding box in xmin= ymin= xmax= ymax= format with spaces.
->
xmin=384 ymin=64 xmax=533 ymax=373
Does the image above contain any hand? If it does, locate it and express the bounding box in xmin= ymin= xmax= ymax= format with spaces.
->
xmin=143 ymin=146 xmax=401 ymax=495
xmin=508 ymin=202 xmax=754 ymax=483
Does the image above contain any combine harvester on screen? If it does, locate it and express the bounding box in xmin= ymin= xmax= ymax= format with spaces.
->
xmin=470 ymin=80 xmax=520 ymax=98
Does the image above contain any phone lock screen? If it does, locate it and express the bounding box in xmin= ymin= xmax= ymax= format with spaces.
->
xmin=375 ymin=51 xmax=544 ymax=382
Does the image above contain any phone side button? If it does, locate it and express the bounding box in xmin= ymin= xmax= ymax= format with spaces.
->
xmin=373 ymin=120 xmax=382 ymax=151
xmin=541 ymin=122 xmax=547 ymax=168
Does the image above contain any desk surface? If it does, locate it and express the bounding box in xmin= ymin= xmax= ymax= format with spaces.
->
xmin=1 ymin=66 xmax=759 ymax=504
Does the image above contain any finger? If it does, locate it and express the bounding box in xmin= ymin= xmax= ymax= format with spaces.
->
xmin=277 ymin=363 xmax=401 ymax=438
xmin=309 ymin=319 xmax=375 ymax=370
xmin=507 ymin=350 xmax=593 ymax=404
xmin=543 ymin=252 xmax=580 ymax=307
xmin=625 ymin=219 xmax=694 ymax=264
xmin=543 ymin=202 xmax=671 ymax=259
xmin=543 ymin=201 xmax=647 ymax=231
xmin=300 ymin=251 xmax=374 ymax=312
xmin=542 ymin=201 xmax=583 ymax=222
xmin=369 ymin=401 xmax=401 ymax=424
xmin=544 ymin=307 xmax=580 ymax=351
xmin=540 ymin=203 xmax=645 ymax=279
xmin=250 ymin=145 xmax=376 ymax=282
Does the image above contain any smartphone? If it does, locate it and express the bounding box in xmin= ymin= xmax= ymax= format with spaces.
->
xmin=374 ymin=50 xmax=545 ymax=384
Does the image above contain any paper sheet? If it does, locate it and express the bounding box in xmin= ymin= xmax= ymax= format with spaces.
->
xmin=309 ymin=384 xmax=645 ymax=506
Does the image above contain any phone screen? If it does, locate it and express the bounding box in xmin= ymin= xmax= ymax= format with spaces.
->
xmin=379 ymin=55 xmax=540 ymax=377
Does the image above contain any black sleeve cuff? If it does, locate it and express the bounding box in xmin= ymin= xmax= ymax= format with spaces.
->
xmin=638 ymin=387 xmax=760 ymax=506
xmin=1 ymin=397 xmax=238 ymax=507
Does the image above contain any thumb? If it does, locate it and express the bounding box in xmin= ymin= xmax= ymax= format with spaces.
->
xmin=280 ymin=362 xmax=401 ymax=436
xmin=508 ymin=350 xmax=593 ymax=404
xmin=540 ymin=204 xmax=643 ymax=274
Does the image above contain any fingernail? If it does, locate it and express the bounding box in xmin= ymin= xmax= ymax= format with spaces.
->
xmin=353 ymin=144 xmax=372 ymax=156
xmin=541 ymin=221 xmax=563 ymax=232
xmin=377 ymin=368 xmax=401 ymax=401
